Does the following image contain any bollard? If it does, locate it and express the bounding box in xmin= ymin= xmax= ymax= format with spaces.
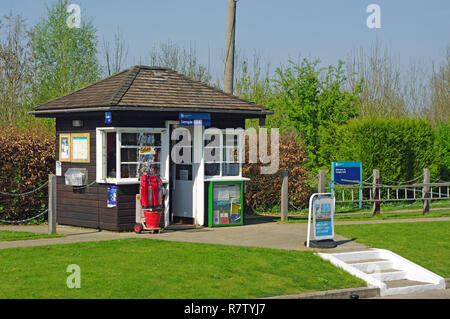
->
xmin=372 ymin=169 xmax=380 ymax=216
xmin=48 ymin=174 xmax=57 ymax=234
xmin=423 ymin=168 xmax=430 ymax=215
xmin=281 ymin=170 xmax=288 ymax=221
xmin=318 ymin=169 xmax=325 ymax=193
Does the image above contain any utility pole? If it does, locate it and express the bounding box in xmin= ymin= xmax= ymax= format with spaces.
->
xmin=224 ymin=0 xmax=237 ymax=94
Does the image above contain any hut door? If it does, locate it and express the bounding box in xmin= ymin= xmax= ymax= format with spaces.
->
xmin=170 ymin=125 xmax=194 ymax=224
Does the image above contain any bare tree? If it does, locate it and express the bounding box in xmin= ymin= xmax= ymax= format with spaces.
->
xmin=346 ymin=40 xmax=407 ymax=118
xmin=102 ymin=27 xmax=128 ymax=76
xmin=429 ymin=47 xmax=450 ymax=124
xmin=147 ymin=40 xmax=212 ymax=85
xmin=0 ymin=12 xmax=33 ymax=125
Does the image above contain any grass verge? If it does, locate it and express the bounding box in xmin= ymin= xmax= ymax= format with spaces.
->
xmin=0 ymin=238 xmax=365 ymax=298
xmin=335 ymin=221 xmax=450 ymax=277
xmin=0 ymin=230 xmax=63 ymax=242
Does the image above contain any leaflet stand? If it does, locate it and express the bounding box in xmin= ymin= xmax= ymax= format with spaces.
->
xmin=304 ymin=193 xmax=337 ymax=249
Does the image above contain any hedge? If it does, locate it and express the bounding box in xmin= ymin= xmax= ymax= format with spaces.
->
xmin=0 ymin=127 xmax=55 ymax=222
xmin=318 ymin=117 xmax=442 ymax=183
xmin=243 ymin=131 xmax=312 ymax=212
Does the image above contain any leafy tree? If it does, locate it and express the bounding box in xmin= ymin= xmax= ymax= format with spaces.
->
xmin=30 ymin=0 xmax=101 ymax=106
xmin=269 ymin=59 xmax=361 ymax=166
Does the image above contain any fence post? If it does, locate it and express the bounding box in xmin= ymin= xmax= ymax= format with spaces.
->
xmin=318 ymin=169 xmax=325 ymax=193
xmin=48 ymin=174 xmax=57 ymax=234
xmin=281 ymin=170 xmax=288 ymax=221
xmin=423 ymin=168 xmax=430 ymax=215
xmin=372 ymin=169 xmax=380 ymax=216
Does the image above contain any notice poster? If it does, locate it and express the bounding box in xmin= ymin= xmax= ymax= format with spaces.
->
xmin=311 ymin=194 xmax=335 ymax=240
xmin=220 ymin=213 xmax=229 ymax=224
xmin=59 ymin=134 xmax=71 ymax=161
xmin=230 ymin=202 xmax=241 ymax=223
xmin=71 ymin=134 xmax=90 ymax=162
xmin=107 ymin=185 xmax=117 ymax=208
xmin=56 ymin=161 xmax=62 ymax=176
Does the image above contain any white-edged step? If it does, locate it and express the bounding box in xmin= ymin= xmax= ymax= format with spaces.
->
xmin=318 ymin=249 xmax=445 ymax=296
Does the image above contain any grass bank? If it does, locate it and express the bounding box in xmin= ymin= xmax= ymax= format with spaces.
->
xmin=0 ymin=238 xmax=365 ymax=298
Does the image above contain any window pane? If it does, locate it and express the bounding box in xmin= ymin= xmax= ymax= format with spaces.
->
xmin=224 ymin=134 xmax=239 ymax=147
xmin=121 ymin=164 xmax=138 ymax=178
xmin=121 ymin=133 xmax=138 ymax=146
xmin=138 ymin=163 xmax=160 ymax=177
xmin=138 ymin=147 xmax=160 ymax=163
xmin=107 ymin=132 xmax=116 ymax=178
xmin=223 ymin=147 xmax=239 ymax=163
xmin=205 ymin=163 xmax=220 ymax=176
xmin=121 ymin=148 xmax=138 ymax=162
xmin=204 ymin=147 xmax=220 ymax=163
xmin=138 ymin=133 xmax=161 ymax=146
xmin=223 ymin=163 xmax=239 ymax=176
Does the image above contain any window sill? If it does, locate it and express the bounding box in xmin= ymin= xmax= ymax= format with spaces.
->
xmin=97 ymin=178 xmax=168 ymax=185
xmin=203 ymin=176 xmax=250 ymax=182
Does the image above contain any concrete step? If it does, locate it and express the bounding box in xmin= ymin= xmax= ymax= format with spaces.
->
xmin=384 ymin=280 xmax=441 ymax=296
xmin=317 ymin=248 xmax=445 ymax=297
xmin=347 ymin=258 xmax=386 ymax=264
xmin=385 ymin=279 xmax=430 ymax=289
xmin=332 ymin=250 xmax=380 ymax=263
xmin=351 ymin=260 xmax=393 ymax=273
xmin=370 ymin=270 xmax=407 ymax=282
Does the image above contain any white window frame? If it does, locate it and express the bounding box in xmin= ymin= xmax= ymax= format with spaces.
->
xmin=203 ymin=129 xmax=243 ymax=178
xmin=96 ymin=127 xmax=169 ymax=184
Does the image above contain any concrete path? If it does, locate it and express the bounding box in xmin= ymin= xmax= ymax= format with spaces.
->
xmin=1 ymin=216 xmax=449 ymax=252
xmin=0 ymin=221 xmax=367 ymax=252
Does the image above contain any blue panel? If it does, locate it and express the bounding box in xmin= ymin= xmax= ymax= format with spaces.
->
xmin=179 ymin=113 xmax=211 ymax=126
xmin=105 ymin=112 xmax=112 ymax=124
xmin=332 ymin=161 xmax=362 ymax=184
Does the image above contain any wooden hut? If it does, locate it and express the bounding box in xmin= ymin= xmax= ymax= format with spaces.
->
xmin=30 ymin=66 xmax=270 ymax=231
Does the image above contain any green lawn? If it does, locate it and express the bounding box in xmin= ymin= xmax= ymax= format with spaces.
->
xmin=335 ymin=221 xmax=450 ymax=277
xmin=0 ymin=238 xmax=365 ymax=299
xmin=0 ymin=230 xmax=63 ymax=242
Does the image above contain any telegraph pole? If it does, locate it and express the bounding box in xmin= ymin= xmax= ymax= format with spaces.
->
xmin=224 ymin=0 xmax=237 ymax=94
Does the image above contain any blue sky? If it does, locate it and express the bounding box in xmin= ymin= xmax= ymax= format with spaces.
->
xmin=2 ymin=0 xmax=449 ymax=79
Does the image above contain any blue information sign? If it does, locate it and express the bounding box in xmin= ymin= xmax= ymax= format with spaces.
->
xmin=179 ymin=112 xmax=211 ymax=126
xmin=332 ymin=161 xmax=363 ymax=208
xmin=105 ymin=112 xmax=112 ymax=124
xmin=332 ymin=161 xmax=362 ymax=184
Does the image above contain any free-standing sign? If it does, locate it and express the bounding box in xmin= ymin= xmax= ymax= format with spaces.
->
xmin=306 ymin=193 xmax=335 ymax=247
xmin=179 ymin=112 xmax=211 ymax=126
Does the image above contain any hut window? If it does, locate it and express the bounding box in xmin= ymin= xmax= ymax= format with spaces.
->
xmin=97 ymin=128 xmax=167 ymax=184
xmin=204 ymin=131 xmax=242 ymax=177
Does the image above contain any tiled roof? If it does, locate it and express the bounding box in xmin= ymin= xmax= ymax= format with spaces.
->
xmin=33 ymin=66 xmax=269 ymax=114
